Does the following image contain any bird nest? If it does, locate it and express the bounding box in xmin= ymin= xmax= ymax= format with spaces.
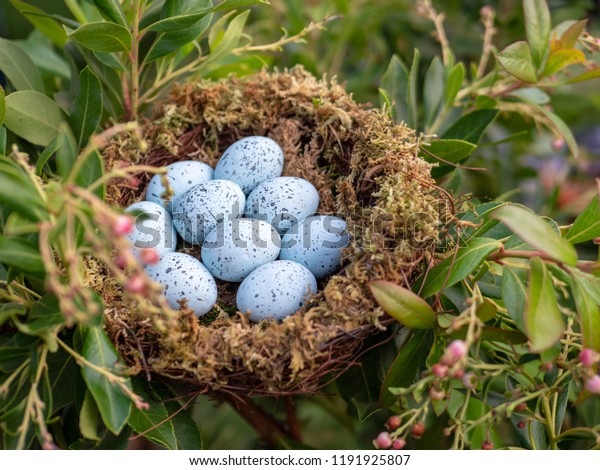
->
xmin=99 ymin=67 xmax=446 ymax=396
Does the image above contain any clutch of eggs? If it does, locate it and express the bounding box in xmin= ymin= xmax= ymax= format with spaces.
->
xmin=122 ymin=136 xmax=349 ymax=320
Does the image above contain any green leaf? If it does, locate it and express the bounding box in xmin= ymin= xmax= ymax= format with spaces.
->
xmin=542 ymin=48 xmax=585 ymax=77
xmin=420 ymin=237 xmax=502 ymax=299
xmin=445 ymin=62 xmax=465 ymax=108
xmin=80 ymin=390 xmax=100 ymax=441
xmin=525 ymin=257 xmax=565 ymax=352
xmin=0 ymin=302 xmax=26 ymax=326
xmin=128 ymin=380 xmax=177 ymax=450
xmin=511 ymin=413 xmax=548 ymax=449
xmin=566 ymin=67 xmax=600 ymax=85
xmin=530 ymin=102 xmax=578 ymax=158
xmin=423 ymin=56 xmax=445 ymax=129
xmin=8 ymin=0 xmax=67 ymax=48
xmin=35 ymin=138 xmax=61 ymax=176
xmin=379 ymin=54 xmax=409 ymax=125
xmin=69 ymin=22 xmax=132 ymax=53
xmin=70 ymin=66 xmax=102 ymax=148
xmin=0 ymin=87 xmax=5 ymax=127
xmin=566 ymin=195 xmax=600 ymax=244
xmin=379 ymin=330 xmax=432 ymax=408
xmin=0 ymin=236 xmax=44 ymax=275
xmin=15 ymin=32 xmax=70 ymax=80
xmin=73 ymin=149 xmax=105 ymax=198
xmin=56 ymin=123 xmax=78 ymax=178
xmin=209 ymin=10 xmax=250 ymax=60
xmin=442 ymin=109 xmax=499 ymax=144
xmin=572 ymin=278 xmax=600 ymax=352
xmin=523 ymin=0 xmax=551 ymax=68
xmin=4 ymin=90 xmax=63 ymax=146
xmin=146 ymin=0 xmax=213 ymax=33
xmin=80 ymin=325 xmax=132 ymax=434
xmin=0 ymin=157 xmax=47 ymax=220
xmin=0 ymin=38 xmax=44 ymax=92
xmin=421 ymin=139 xmax=476 ymax=177
xmin=165 ymin=401 xmax=203 ymax=450
xmin=91 ymin=0 xmax=128 ymax=27
xmin=495 ymin=41 xmax=538 ymax=83
xmin=551 ymin=20 xmax=587 ymax=51
xmin=368 ymin=280 xmax=436 ymax=329
xmin=501 ymin=266 xmax=527 ymax=332
xmin=508 ymin=87 xmax=550 ymax=104
xmin=407 ymin=49 xmax=420 ymax=130
xmin=0 ymin=127 xmax=6 ymax=155
xmin=492 ymin=204 xmax=577 ymax=265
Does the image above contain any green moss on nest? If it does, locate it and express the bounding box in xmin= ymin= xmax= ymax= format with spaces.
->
xmin=101 ymin=67 xmax=447 ymax=395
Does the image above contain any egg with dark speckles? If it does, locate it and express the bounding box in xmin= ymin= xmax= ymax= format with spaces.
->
xmin=125 ymin=201 xmax=177 ymax=259
xmin=280 ymin=215 xmax=349 ymax=279
xmin=244 ymin=177 xmax=319 ymax=235
xmin=144 ymin=252 xmax=217 ymax=316
xmin=236 ymin=260 xmax=317 ymax=321
xmin=172 ymin=179 xmax=245 ymax=245
xmin=145 ymin=160 xmax=213 ymax=212
xmin=202 ymin=219 xmax=281 ymax=282
xmin=214 ymin=136 xmax=284 ymax=195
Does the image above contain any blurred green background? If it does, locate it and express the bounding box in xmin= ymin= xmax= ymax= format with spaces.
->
xmin=2 ymin=0 xmax=599 ymax=449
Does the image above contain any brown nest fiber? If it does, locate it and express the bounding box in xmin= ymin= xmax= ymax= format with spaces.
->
xmin=100 ymin=67 xmax=445 ymax=396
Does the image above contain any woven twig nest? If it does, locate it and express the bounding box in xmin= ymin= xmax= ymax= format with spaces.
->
xmin=100 ymin=67 xmax=444 ymax=396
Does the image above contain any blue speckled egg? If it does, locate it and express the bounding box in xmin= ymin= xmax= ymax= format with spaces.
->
xmin=144 ymin=252 xmax=217 ymax=316
xmin=236 ymin=260 xmax=317 ymax=322
xmin=214 ymin=136 xmax=284 ymax=195
xmin=125 ymin=201 xmax=177 ymax=258
xmin=202 ymin=219 xmax=281 ymax=282
xmin=279 ymin=215 xmax=349 ymax=279
xmin=172 ymin=179 xmax=245 ymax=245
xmin=145 ymin=160 xmax=213 ymax=213
xmin=244 ymin=177 xmax=319 ymax=235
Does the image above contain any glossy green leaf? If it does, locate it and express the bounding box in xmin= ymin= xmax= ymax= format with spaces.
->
xmin=80 ymin=390 xmax=100 ymax=441
xmin=0 ymin=87 xmax=5 ymax=127
xmin=421 ymin=139 xmax=476 ymax=177
xmin=379 ymin=54 xmax=409 ymax=125
xmin=566 ymin=67 xmax=600 ymax=85
xmin=379 ymin=330 xmax=432 ymax=408
xmin=55 ymin=123 xmax=78 ymax=178
xmin=91 ymin=0 xmax=127 ymax=27
xmin=0 ymin=302 xmax=26 ymax=326
xmin=73 ymin=149 xmax=105 ymax=198
xmin=128 ymin=380 xmax=177 ymax=450
xmin=9 ymin=0 xmax=67 ymax=47
xmin=495 ymin=41 xmax=537 ymax=83
xmin=165 ymin=401 xmax=203 ymax=450
xmin=4 ymin=90 xmax=63 ymax=146
xmin=445 ymin=62 xmax=465 ymax=108
xmin=511 ymin=413 xmax=548 ymax=449
xmin=70 ymin=66 xmax=102 ymax=148
xmin=423 ymin=56 xmax=445 ymax=129
xmin=0 ymin=127 xmax=6 ymax=155
xmin=492 ymin=204 xmax=577 ymax=265
xmin=508 ymin=87 xmax=550 ymax=104
xmin=69 ymin=22 xmax=132 ymax=53
xmin=442 ymin=109 xmax=499 ymax=144
xmin=80 ymin=325 xmax=132 ymax=434
xmin=523 ymin=0 xmax=551 ymax=67
xmin=552 ymin=20 xmax=587 ymax=51
xmin=0 ymin=237 xmax=44 ymax=275
xmin=209 ymin=10 xmax=250 ymax=59
xmin=15 ymin=32 xmax=70 ymax=80
xmin=35 ymin=138 xmax=60 ymax=176
xmin=420 ymin=237 xmax=502 ymax=299
xmin=542 ymin=48 xmax=585 ymax=77
xmin=368 ymin=280 xmax=436 ymax=329
xmin=501 ymin=266 xmax=527 ymax=332
xmin=407 ymin=49 xmax=420 ymax=129
xmin=566 ymin=195 xmax=600 ymax=244
xmin=0 ymin=157 xmax=47 ymax=220
xmin=0 ymin=38 xmax=44 ymax=92
xmin=147 ymin=1 xmax=212 ymax=33
xmin=572 ymin=278 xmax=600 ymax=352
xmin=525 ymin=257 xmax=565 ymax=352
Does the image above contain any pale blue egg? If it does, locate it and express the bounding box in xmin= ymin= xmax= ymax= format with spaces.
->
xmin=125 ymin=201 xmax=177 ymax=259
xmin=214 ymin=136 xmax=284 ymax=195
xmin=280 ymin=215 xmax=349 ymax=279
xmin=236 ymin=260 xmax=317 ymax=321
xmin=244 ymin=177 xmax=319 ymax=235
xmin=144 ymin=252 xmax=217 ymax=316
xmin=202 ymin=219 xmax=281 ymax=282
xmin=145 ymin=160 xmax=213 ymax=213
xmin=172 ymin=179 xmax=245 ymax=245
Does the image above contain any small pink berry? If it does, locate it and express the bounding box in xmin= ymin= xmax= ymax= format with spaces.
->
xmin=411 ymin=422 xmax=425 ymax=438
xmin=517 ymin=421 xmax=526 ymax=429
xmin=115 ymin=253 xmax=129 ymax=270
xmin=125 ymin=274 xmax=146 ymax=294
xmin=432 ymin=363 xmax=448 ymax=378
xmin=429 ymin=387 xmax=445 ymax=401
xmin=462 ymin=372 xmax=477 ymax=390
xmin=391 ymin=438 xmax=406 ymax=450
xmin=481 ymin=440 xmax=493 ymax=450
xmin=113 ymin=215 xmax=134 ymax=236
xmin=586 ymin=375 xmax=600 ymax=395
xmin=140 ymin=248 xmax=160 ymax=265
xmin=385 ymin=415 xmax=401 ymax=431
xmin=515 ymin=402 xmax=527 ymax=412
xmin=442 ymin=340 xmax=468 ymax=365
xmin=373 ymin=431 xmax=392 ymax=449
xmin=579 ymin=348 xmax=598 ymax=368
xmin=551 ymin=138 xmax=565 ymax=151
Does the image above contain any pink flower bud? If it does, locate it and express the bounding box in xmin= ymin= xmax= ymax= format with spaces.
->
xmin=481 ymin=440 xmax=493 ymax=450
xmin=432 ymin=363 xmax=448 ymax=378
xmin=115 ymin=253 xmax=129 ymax=270
xmin=579 ymin=348 xmax=598 ymax=368
xmin=140 ymin=248 xmax=160 ymax=265
xmin=113 ymin=215 xmax=134 ymax=236
xmin=125 ymin=274 xmax=146 ymax=294
xmin=429 ymin=387 xmax=445 ymax=401
xmin=586 ymin=375 xmax=600 ymax=395
xmin=462 ymin=372 xmax=477 ymax=390
xmin=373 ymin=431 xmax=392 ymax=449
xmin=391 ymin=438 xmax=406 ymax=450
xmin=441 ymin=340 xmax=468 ymax=365
xmin=551 ymin=138 xmax=565 ymax=151
xmin=385 ymin=415 xmax=401 ymax=431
